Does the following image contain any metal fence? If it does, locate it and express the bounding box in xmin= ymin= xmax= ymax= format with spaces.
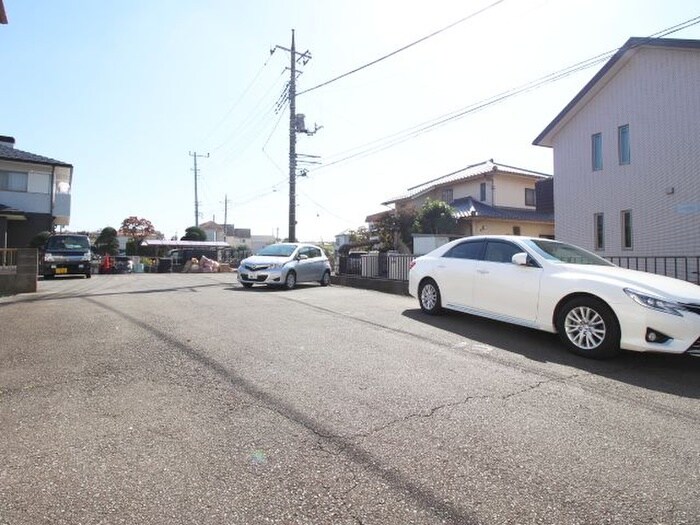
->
xmin=0 ymin=248 xmax=18 ymax=273
xmin=605 ymin=256 xmax=700 ymax=285
xmin=337 ymin=253 xmax=414 ymax=281
xmin=336 ymin=252 xmax=700 ymax=285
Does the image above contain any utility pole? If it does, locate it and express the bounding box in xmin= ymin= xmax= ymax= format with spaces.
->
xmin=288 ymin=31 xmax=297 ymax=243
xmin=189 ymin=151 xmax=209 ymax=228
xmin=272 ymin=30 xmax=311 ymax=242
xmin=223 ymin=194 xmax=231 ymax=242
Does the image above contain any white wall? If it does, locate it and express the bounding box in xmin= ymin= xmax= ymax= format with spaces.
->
xmin=549 ymin=46 xmax=700 ymax=256
xmin=412 ymin=234 xmax=454 ymax=255
xmin=0 ymin=161 xmax=52 ymax=213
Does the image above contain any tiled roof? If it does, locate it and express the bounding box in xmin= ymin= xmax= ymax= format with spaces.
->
xmin=0 ymin=143 xmax=72 ymax=167
xmin=199 ymin=221 xmax=223 ymax=231
xmin=383 ymin=159 xmax=550 ymax=204
xmin=451 ymin=196 xmax=554 ymax=222
xmin=365 ymin=210 xmax=392 ymax=223
xmin=534 ymin=37 xmax=700 ymax=147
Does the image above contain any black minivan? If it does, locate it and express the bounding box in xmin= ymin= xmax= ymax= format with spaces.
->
xmin=42 ymin=234 xmax=92 ymax=279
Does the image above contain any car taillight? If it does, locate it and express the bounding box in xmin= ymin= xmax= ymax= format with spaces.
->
xmin=408 ymin=260 xmax=416 ymax=270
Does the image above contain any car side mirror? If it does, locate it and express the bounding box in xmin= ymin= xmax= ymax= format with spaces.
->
xmin=297 ymin=254 xmax=308 ymax=260
xmin=512 ymin=252 xmax=529 ymax=266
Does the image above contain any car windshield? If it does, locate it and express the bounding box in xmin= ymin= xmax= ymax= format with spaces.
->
xmin=525 ymin=239 xmax=614 ymax=266
xmin=46 ymin=236 xmax=90 ymax=250
xmin=256 ymin=244 xmax=297 ymax=257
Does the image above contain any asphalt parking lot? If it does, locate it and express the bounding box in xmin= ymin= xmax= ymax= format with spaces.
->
xmin=1 ymin=273 xmax=699 ymax=524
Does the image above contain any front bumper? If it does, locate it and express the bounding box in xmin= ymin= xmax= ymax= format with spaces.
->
xmin=237 ymin=268 xmax=285 ymax=285
xmin=615 ymin=300 xmax=700 ymax=355
xmin=44 ymin=262 xmax=90 ymax=276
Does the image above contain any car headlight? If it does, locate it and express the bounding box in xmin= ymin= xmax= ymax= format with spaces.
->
xmin=44 ymin=253 xmax=54 ymax=262
xmin=82 ymin=253 xmax=91 ymax=261
xmin=624 ymin=288 xmax=684 ymax=316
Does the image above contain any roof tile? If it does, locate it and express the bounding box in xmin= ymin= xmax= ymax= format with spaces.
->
xmin=0 ymin=143 xmax=72 ymax=167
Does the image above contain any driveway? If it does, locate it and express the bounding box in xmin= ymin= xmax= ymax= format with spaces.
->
xmin=1 ymin=274 xmax=698 ymax=524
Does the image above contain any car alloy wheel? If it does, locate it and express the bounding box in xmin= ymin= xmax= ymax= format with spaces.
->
xmin=557 ymin=297 xmax=620 ymax=359
xmin=565 ymin=306 xmax=605 ymax=349
xmin=284 ymin=271 xmax=296 ymax=290
xmin=418 ymin=279 xmax=442 ymax=315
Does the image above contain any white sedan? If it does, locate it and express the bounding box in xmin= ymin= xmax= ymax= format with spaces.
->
xmin=408 ymin=235 xmax=700 ymax=359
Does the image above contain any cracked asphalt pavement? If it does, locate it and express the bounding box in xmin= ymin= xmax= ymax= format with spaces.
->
xmin=1 ymin=273 xmax=699 ymax=524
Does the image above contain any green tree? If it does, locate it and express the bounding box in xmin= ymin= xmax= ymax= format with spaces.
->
xmin=181 ymin=226 xmax=207 ymax=241
xmin=28 ymin=231 xmax=52 ymax=249
xmin=348 ymin=226 xmax=370 ymax=244
xmin=95 ymin=227 xmax=119 ymax=255
xmin=371 ymin=210 xmax=417 ymax=252
xmin=413 ymin=199 xmax=457 ymax=235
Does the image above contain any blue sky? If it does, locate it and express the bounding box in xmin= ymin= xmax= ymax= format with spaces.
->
xmin=2 ymin=1 xmax=699 ymax=242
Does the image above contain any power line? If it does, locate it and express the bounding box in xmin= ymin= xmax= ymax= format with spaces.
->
xmin=262 ymin=100 xmax=290 ymax=176
xmin=207 ymin=69 xmax=288 ymax=156
xmin=197 ymin=56 xmax=274 ymax=149
xmin=298 ymin=190 xmax=354 ymax=223
xmin=297 ymin=0 xmax=507 ymax=96
xmin=211 ymin=16 xmax=700 ymax=211
xmin=309 ymin=16 xmax=700 ymax=173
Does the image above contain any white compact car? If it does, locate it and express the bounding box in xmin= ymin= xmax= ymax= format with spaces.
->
xmin=238 ymin=243 xmax=332 ymax=290
xmin=408 ymin=235 xmax=700 ymax=359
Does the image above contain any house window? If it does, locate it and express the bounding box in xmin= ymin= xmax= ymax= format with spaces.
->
xmin=441 ymin=188 xmax=453 ymax=203
xmin=0 ymin=170 xmax=28 ymax=192
xmin=512 ymin=226 xmax=521 ymax=235
xmin=594 ymin=213 xmax=604 ymax=250
xmin=618 ymin=124 xmax=630 ymax=165
xmin=480 ymin=182 xmax=486 ymax=201
xmin=621 ymin=210 xmax=633 ymax=250
xmin=592 ymin=133 xmax=603 ymax=171
xmin=525 ymin=188 xmax=536 ymax=206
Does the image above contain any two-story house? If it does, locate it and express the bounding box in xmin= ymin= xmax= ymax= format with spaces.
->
xmin=533 ymin=37 xmax=700 ymax=258
xmin=0 ymin=136 xmax=73 ymax=248
xmin=382 ymin=159 xmax=554 ymax=240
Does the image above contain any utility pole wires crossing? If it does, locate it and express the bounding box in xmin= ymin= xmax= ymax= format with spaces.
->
xmin=272 ymin=29 xmax=311 ymax=242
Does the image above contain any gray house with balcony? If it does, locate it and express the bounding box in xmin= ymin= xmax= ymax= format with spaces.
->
xmin=0 ymin=136 xmax=73 ymax=248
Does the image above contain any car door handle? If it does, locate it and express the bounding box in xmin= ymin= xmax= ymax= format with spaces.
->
xmin=477 ymin=269 xmax=489 ymax=274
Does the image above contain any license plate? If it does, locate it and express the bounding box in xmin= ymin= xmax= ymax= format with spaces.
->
xmin=56 ymin=268 xmax=67 ymax=274
xmin=248 ymin=272 xmax=257 ymax=280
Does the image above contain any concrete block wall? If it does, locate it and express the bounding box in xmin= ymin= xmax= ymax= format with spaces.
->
xmin=0 ymin=249 xmax=37 ymax=295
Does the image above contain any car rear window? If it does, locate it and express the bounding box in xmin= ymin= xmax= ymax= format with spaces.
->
xmin=444 ymin=240 xmax=484 ymax=260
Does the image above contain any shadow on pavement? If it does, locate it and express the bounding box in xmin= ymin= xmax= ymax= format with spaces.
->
xmin=402 ymin=308 xmax=700 ymax=400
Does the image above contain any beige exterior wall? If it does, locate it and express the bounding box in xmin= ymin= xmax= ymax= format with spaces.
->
xmin=452 ymin=179 xmax=491 ymax=204
xmin=395 ymin=172 xmax=540 ymax=211
xmin=492 ymin=175 xmax=536 ymax=208
xmin=470 ymin=220 xmax=554 ymax=237
xmin=548 ymin=46 xmax=700 ymax=256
